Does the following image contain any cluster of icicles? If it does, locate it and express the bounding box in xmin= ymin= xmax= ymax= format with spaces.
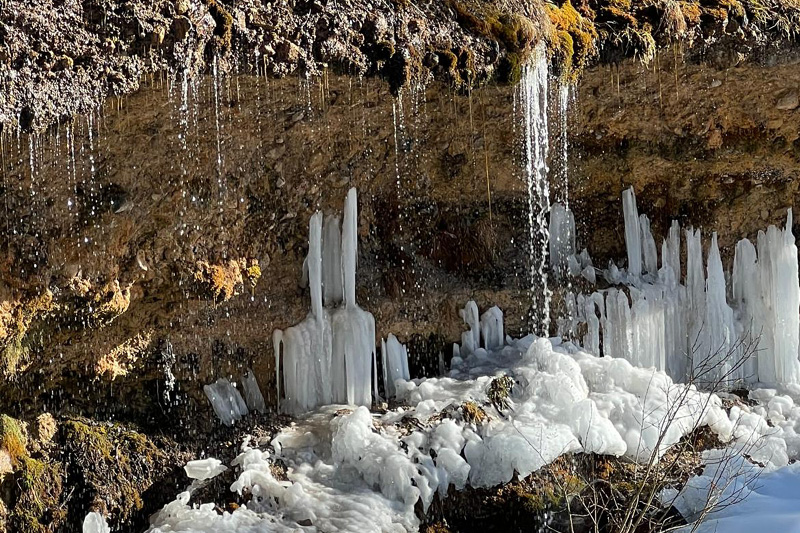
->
xmin=556 ymin=187 xmax=800 ymax=387
xmin=265 ymin=189 xmax=412 ymax=415
xmin=205 ymin=188 xmax=410 ymax=420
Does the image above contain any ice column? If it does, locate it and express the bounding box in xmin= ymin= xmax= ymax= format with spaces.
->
xmin=622 ymin=187 xmax=642 ymax=278
xmin=640 ymin=215 xmax=658 ymax=276
xmin=747 ymin=211 xmax=800 ymax=384
xmin=480 ymin=306 xmax=505 ymax=351
xmin=699 ymin=234 xmax=740 ymax=385
xmin=381 ymin=334 xmax=410 ymax=398
xmin=459 ymin=301 xmax=480 ymax=356
xmin=685 ymin=228 xmax=706 ymax=379
xmin=274 ymin=188 xmax=377 ymax=414
xmin=331 ymin=188 xmax=377 ymax=407
xmin=322 ymin=214 xmax=343 ymax=305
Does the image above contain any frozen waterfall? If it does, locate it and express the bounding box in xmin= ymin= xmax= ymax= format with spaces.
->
xmin=569 ymin=188 xmax=800 ymax=388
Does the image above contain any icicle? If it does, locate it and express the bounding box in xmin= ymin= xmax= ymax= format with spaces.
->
xmin=331 ymin=188 xmax=377 ymax=407
xmin=241 ymin=370 xmax=267 ymax=414
xmin=622 ymin=187 xmax=642 ymax=278
xmin=548 ymin=203 xmax=576 ymax=278
xmin=479 ymin=306 xmax=505 ymax=351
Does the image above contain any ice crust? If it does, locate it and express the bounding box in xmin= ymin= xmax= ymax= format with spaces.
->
xmin=150 ymin=327 xmax=760 ymax=532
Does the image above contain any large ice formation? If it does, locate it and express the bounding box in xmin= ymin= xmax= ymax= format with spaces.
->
xmin=566 ymin=187 xmax=800 ymax=388
xmin=274 ymin=188 xmax=378 ymax=414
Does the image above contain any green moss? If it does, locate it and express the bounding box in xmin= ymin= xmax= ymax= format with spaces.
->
xmin=495 ymin=52 xmax=523 ymax=84
xmin=520 ymin=485 xmax=560 ymax=513
xmin=547 ymin=1 xmax=598 ymax=79
xmin=0 ymin=414 xmax=28 ymax=464
xmin=62 ymin=419 xmax=114 ymax=461
xmin=1 ymin=338 xmax=29 ymax=376
xmin=11 ymin=456 xmax=64 ymax=533
xmin=492 ymin=13 xmax=538 ymax=53
xmin=60 ymin=417 xmax=166 ymax=522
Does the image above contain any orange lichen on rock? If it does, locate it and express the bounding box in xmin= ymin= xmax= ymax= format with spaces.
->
xmin=95 ymin=330 xmax=155 ymax=380
xmin=193 ymin=259 xmax=255 ymax=301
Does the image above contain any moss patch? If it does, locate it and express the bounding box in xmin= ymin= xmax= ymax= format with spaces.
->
xmin=10 ymin=456 xmax=65 ymax=533
xmin=60 ymin=417 xmax=170 ymax=528
xmin=0 ymin=414 xmax=28 ymax=464
xmin=547 ymin=0 xmax=598 ymax=79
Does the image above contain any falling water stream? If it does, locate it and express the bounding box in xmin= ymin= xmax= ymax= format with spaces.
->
xmin=518 ymin=50 xmax=552 ymax=334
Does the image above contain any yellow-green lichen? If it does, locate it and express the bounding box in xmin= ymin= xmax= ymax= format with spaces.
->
xmin=0 ymin=414 xmax=28 ymax=464
xmin=11 ymin=456 xmax=64 ymax=533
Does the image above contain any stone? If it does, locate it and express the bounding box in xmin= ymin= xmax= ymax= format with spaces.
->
xmin=172 ymin=16 xmax=192 ymax=41
xmin=776 ymin=92 xmax=799 ymax=111
xmin=275 ymin=41 xmax=302 ymax=64
xmin=175 ymin=0 xmax=191 ymax=15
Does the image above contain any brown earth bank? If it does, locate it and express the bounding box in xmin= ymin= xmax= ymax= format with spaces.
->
xmin=0 ymin=12 xmax=799 ymax=531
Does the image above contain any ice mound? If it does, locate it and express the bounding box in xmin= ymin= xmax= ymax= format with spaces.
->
xmin=83 ymin=512 xmax=109 ymax=533
xmin=184 ymin=458 xmax=228 ymax=481
xmin=150 ymin=324 xmax=800 ymax=532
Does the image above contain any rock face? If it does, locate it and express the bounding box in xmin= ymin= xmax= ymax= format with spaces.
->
xmin=0 ymin=0 xmax=552 ymax=131
xmin=1 ymin=45 xmax=800 ymax=428
xmin=4 ymin=0 xmax=800 ymax=133
xmin=2 ymin=1 xmax=800 ymax=529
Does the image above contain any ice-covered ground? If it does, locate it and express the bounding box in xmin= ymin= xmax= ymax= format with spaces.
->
xmin=668 ymin=454 xmax=800 ymax=533
xmin=142 ymin=334 xmax=800 ymax=533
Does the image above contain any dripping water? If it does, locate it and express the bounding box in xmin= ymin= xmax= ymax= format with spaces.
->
xmin=519 ymin=49 xmax=551 ymax=335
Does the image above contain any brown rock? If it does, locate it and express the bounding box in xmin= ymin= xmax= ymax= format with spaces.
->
xmin=175 ymin=0 xmax=190 ymax=15
xmin=776 ymin=92 xmax=799 ymax=111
